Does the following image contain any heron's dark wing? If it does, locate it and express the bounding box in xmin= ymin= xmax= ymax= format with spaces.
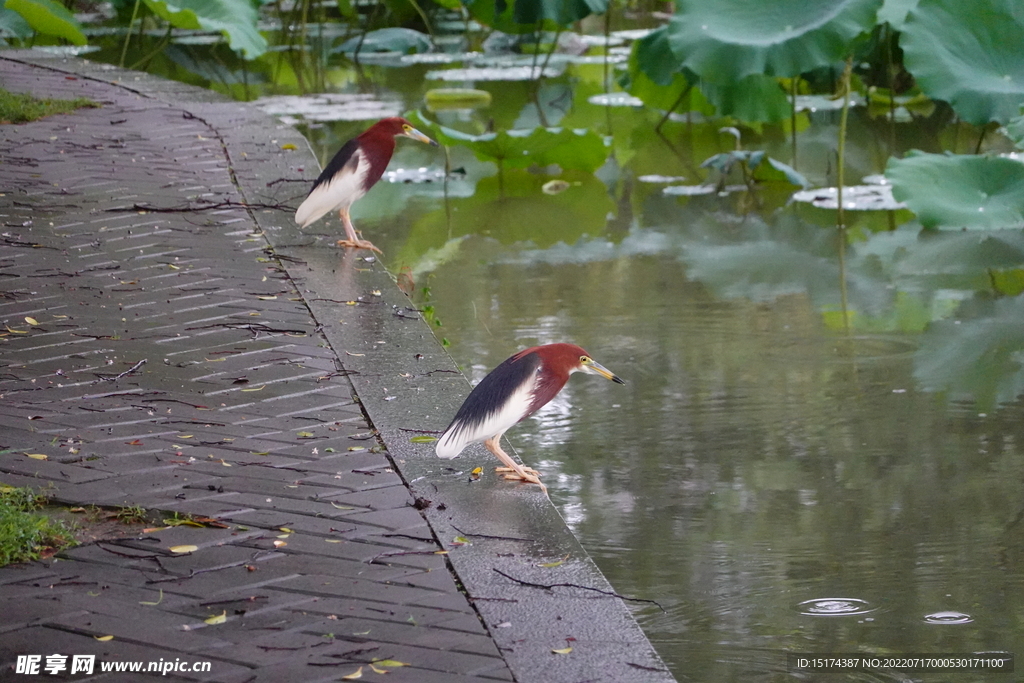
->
xmin=435 ymin=352 xmax=541 ymax=458
xmin=310 ymin=138 xmax=360 ymax=193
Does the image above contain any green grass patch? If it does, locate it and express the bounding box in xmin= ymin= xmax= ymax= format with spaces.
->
xmin=0 ymin=484 xmax=76 ymax=566
xmin=0 ymin=87 xmax=97 ymax=124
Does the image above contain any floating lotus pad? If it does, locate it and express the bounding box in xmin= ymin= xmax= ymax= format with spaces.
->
xmin=255 ymin=94 xmax=402 ymax=123
xmin=425 ymin=88 xmax=492 ymax=111
xmin=791 ymin=185 xmax=907 ymax=211
xmin=587 ymin=92 xmax=643 ymax=107
xmin=425 ymin=65 xmax=564 ymax=81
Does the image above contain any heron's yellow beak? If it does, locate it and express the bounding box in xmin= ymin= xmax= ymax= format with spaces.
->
xmin=404 ymin=127 xmax=439 ymax=147
xmin=582 ymin=358 xmax=625 ymax=385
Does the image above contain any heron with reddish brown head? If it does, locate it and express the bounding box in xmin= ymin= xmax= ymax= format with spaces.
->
xmin=436 ymin=343 xmax=625 ymax=493
xmin=295 ymin=117 xmax=438 ymax=253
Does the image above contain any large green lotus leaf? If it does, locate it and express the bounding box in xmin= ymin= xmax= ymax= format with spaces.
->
xmin=0 ymin=1 xmax=33 ymax=40
xmin=664 ymin=0 xmax=882 ymax=83
xmin=914 ymin=295 xmax=1024 ymax=407
xmin=900 ymin=0 xmax=1024 ymax=125
xmin=419 ymin=118 xmax=609 ymax=172
xmin=142 ymin=0 xmax=266 ymax=58
xmin=466 ymin=0 xmax=606 ymax=34
xmin=5 ymin=0 xmax=85 ymax=45
xmin=877 ymin=0 xmax=919 ymax=27
xmin=623 ymin=34 xmax=715 ymax=115
xmin=699 ymin=74 xmax=792 ymax=123
xmin=1006 ymin=110 xmax=1024 ymax=149
xmin=886 ymin=152 xmax=1024 ymax=229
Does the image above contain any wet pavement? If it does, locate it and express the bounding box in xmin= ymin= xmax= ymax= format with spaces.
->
xmin=0 ymin=51 xmax=674 ymax=682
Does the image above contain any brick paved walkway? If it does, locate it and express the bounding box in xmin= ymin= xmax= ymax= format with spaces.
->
xmin=0 ymin=51 xmax=674 ymax=682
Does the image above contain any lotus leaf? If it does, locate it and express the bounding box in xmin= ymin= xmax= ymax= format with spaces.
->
xmin=466 ymin=0 xmax=608 ymax=34
xmin=886 ymin=152 xmax=1024 ymax=229
xmin=1007 ymin=110 xmax=1024 ymax=149
xmin=0 ymin=2 xmax=33 ymax=40
xmin=5 ymin=0 xmax=85 ymax=45
xmin=142 ymin=0 xmax=266 ymax=59
xmin=877 ymin=0 xmax=919 ymax=28
xmin=663 ymin=0 xmax=882 ymax=83
xmin=900 ymin=0 xmax=1024 ymax=125
xmin=698 ymin=74 xmax=792 ymax=124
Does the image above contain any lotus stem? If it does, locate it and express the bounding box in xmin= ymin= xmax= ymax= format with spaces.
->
xmin=837 ymin=56 xmax=852 ymax=333
xmin=119 ymin=0 xmax=142 ymax=68
xmin=790 ymin=77 xmax=798 ymax=170
xmin=836 ymin=56 xmax=852 ymax=231
xmin=655 ymin=82 xmax=692 ymax=133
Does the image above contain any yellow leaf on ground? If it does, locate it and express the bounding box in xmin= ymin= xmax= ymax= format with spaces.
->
xmin=551 ymin=647 xmax=573 ymax=654
xmin=140 ymin=589 xmax=164 ymax=606
xmin=25 ymin=453 xmax=48 ymax=460
xmin=341 ymin=666 xmax=363 ymax=680
xmin=241 ymin=385 xmax=266 ymax=392
xmin=204 ymin=611 xmax=227 ymax=625
xmin=94 ymin=635 xmax=114 ymax=642
xmin=24 ymin=316 xmax=38 ymax=325
xmin=169 ymin=545 xmax=198 ymax=554
xmin=273 ymin=540 xmax=287 ymax=548
xmin=372 ymin=660 xmax=409 ymax=668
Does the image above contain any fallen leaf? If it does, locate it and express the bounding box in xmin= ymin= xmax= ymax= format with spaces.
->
xmin=410 ymin=435 xmax=438 ymax=443
xmin=204 ymin=611 xmax=227 ymax=625
xmin=273 ymin=540 xmax=287 ymax=548
xmin=25 ymin=453 xmax=48 ymax=460
xmin=279 ymin=527 xmax=293 ymax=533
xmin=169 ymin=545 xmax=198 ymax=554
xmin=94 ymin=635 xmax=114 ymax=642
xmin=257 ymin=295 xmax=277 ymax=300
xmin=372 ymin=659 xmax=409 ymax=668
xmin=330 ymin=502 xmax=354 ymax=510
xmin=471 ymin=466 xmax=483 ymax=476
xmin=241 ymin=385 xmax=266 ymax=392
xmin=296 ymin=431 xmax=315 ymax=438
xmin=325 ymin=539 xmax=342 ymax=543
xmin=24 ymin=316 xmax=38 ymax=325
xmin=551 ymin=647 xmax=573 ymax=655
xmin=341 ymin=667 xmax=363 ymax=680
xmin=280 ymin=143 xmax=297 ymax=150
xmin=125 ymin=439 xmax=143 ymax=445
xmin=536 ymin=554 xmax=570 ymax=568
xmin=140 ymin=589 xmax=164 ymax=606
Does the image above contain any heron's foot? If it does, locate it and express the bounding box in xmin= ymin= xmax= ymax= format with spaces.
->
xmin=495 ymin=466 xmax=547 ymax=493
xmin=336 ymin=238 xmax=382 ymax=253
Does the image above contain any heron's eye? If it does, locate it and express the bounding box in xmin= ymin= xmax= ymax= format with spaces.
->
xmin=580 ymin=355 xmax=590 ymax=363
xmin=403 ymin=125 xmax=412 ymax=132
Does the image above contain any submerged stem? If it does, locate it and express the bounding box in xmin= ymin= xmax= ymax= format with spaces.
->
xmin=836 ymin=56 xmax=853 ymax=334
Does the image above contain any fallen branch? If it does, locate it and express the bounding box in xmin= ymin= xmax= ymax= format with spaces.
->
xmin=492 ymin=568 xmax=665 ymax=612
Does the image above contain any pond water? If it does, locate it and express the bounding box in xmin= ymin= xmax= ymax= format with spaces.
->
xmin=326 ymin=104 xmax=1024 ymax=681
xmin=88 ymin=29 xmax=1024 ymax=682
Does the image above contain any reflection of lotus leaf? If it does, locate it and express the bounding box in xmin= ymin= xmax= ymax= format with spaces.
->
xmin=792 ymin=185 xmax=906 ymax=210
xmin=915 ymin=295 xmax=1024 ymax=406
xmin=412 ymin=170 xmax=614 ymax=248
xmin=901 ymin=0 xmax=1024 ymax=125
xmin=422 ymin=119 xmax=609 ymax=173
xmin=886 ymin=152 xmax=1024 ymax=229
